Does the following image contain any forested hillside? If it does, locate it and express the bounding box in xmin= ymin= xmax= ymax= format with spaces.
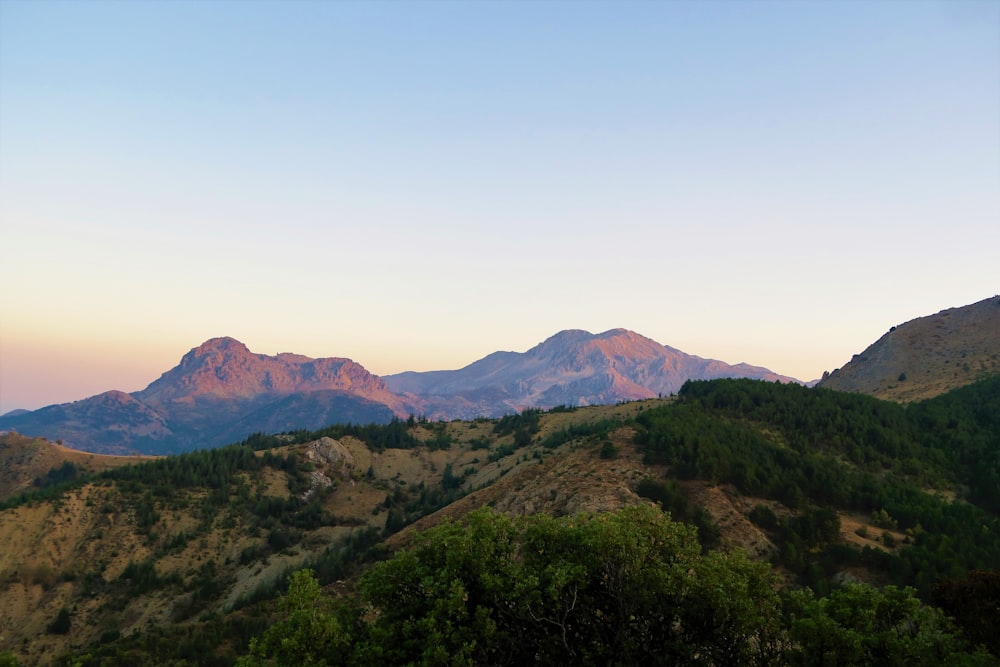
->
xmin=636 ymin=378 xmax=1000 ymax=595
xmin=1 ymin=377 xmax=998 ymax=666
xmin=230 ymin=377 xmax=1000 ymax=666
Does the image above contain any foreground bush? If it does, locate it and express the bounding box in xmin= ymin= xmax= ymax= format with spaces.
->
xmin=239 ymin=505 xmax=992 ymax=666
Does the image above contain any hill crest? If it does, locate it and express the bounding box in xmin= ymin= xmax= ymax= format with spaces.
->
xmin=817 ymin=295 xmax=1000 ymax=401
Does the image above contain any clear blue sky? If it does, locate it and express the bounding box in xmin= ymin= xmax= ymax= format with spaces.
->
xmin=1 ymin=0 xmax=998 ymax=413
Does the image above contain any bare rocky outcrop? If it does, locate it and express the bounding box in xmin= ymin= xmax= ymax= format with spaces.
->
xmin=302 ymin=436 xmax=355 ymax=472
xmin=297 ymin=437 xmax=358 ymax=500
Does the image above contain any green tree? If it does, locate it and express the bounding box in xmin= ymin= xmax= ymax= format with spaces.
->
xmin=357 ymin=507 xmax=518 ymax=665
xmin=48 ymin=607 xmax=71 ymax=635
xmin=932 ymin=569 xmax=1000 ymax=657
xmin=786 ymin=584 xmax=991 ymax=666
xmin=238 ymin=506 xmax=995 ymax=666
xmin=237 ymin=569 xmax=354 ymax=667
xmin=356 ymin=505 xmax=784 ymax=666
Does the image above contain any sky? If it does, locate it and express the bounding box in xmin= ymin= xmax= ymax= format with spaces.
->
xmin=1 ymin=0 xmax=998 ymax=414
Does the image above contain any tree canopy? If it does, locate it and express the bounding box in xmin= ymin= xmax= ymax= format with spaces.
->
xmin=238 ymin=505 xmax=991 ymax=666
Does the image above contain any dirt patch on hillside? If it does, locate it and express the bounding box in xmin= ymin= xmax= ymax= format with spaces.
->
xmin=387 ymin=428 xmax=650 ymax=549
xmin=838 ymin=513 xmax=906 ymax=552
xmin=681 ymin=483 xmax=778 ymax=558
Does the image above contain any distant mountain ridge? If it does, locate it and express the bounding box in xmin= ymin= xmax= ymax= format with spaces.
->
xmin=386 ymin=328 xmax=798 ymax=419
xmin=0 ymin=330 xmax=798 ymax=454
xmin=137 ymin=337 xmax=400 ymax=405
xmin=817 ymin=295 xmax=1000 ymax=401
xmin=135 ymin=337 xmax=411 ymax=416
xmin=0 ymin=338 xmax=408 ymax=454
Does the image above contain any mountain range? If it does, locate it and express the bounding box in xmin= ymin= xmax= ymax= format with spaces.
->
xmin=0 ymin=329 xmax=797 ymax=454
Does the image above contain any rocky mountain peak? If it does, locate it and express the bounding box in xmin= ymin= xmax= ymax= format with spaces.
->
xmin=136 ymin=337 xmax=395 ymax=406
xmin=190 ymin=336 xmax=251 ymax=357
xmin=595 ymin=327 xmax=634 ymax=339
xmin=531 ymin=329 xmax=656 ymax=361
xmin=384 ymin=328 xmax=799 ymax=418
xmin=537 ymin=329 xmax=595 ymax=347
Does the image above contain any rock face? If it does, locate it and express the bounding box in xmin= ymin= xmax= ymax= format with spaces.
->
xmin=386 ymin=328 xmax=799 ymax=419
xmin=302 ymin=437 xmax=355 ymax=476
xmin=137 ymin=338 xmax=394 ymax=405
xmin=298 ymin=437 xmax=356 ymax=499
xmin=817 ymin=296 xmax=1000 ymax=402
